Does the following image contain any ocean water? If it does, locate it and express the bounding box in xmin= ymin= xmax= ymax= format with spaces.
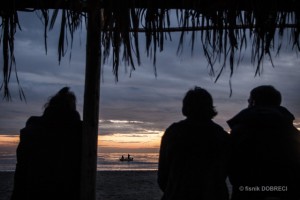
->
xmin=0 ymin=152 xmax=159 ymax=172
xmin=98 ymin=153 xmax=159 ymax=171
xmin=0 ymin=153 xmax=16 ymax=172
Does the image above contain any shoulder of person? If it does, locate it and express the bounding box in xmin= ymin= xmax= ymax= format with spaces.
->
xmin=227 ymin=108 xmax=252 ymax=128
xmin=167 ymin=119 xmax=189 ymax=130
xmin=163 ymin=120 xmax=187 ymax=138
xmin=209 ymin=120 xmax=230 ymax=140
xmin=19 ymin=116 xmax=43 ymax=142
xmin=26 ymin=116 xmax=43 ymax=126
xmin=212 ymin=121 xmax=228 ymax=133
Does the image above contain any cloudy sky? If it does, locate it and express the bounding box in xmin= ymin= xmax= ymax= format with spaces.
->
xmin=1 ymin=10 xmax=300 ymax=153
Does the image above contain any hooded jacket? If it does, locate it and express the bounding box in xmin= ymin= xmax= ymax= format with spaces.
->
xmin=227 ymin=106 xmax=300 ymax=200
xmin=11 ymin=108 xmax=82 ymax=200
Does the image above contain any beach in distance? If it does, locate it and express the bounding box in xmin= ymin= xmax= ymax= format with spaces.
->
xmin=0 ymin=153 xmax=163 ymax=199
xmin=0 ymin=152 xmax=233 ymax=200
xmin=0 ymin=171 xmax=163 ymax=200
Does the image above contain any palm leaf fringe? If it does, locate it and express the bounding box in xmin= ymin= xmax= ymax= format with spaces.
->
xmin=0 ymin=9 xmax=25 ymax=100
xmin=1 ymin=1 xmax=300 ymax=99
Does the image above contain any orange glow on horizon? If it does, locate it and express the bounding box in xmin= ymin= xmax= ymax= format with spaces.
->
xmin=98 ymin=131 xmax=163 ymax=152
xmin=0 ymin=130 xmax=164 ymax=153
xmin=0 ymin=135 xmax=19 ymax=146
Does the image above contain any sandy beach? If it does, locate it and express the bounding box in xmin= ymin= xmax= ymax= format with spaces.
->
xmin=0 ymin=171 xmax=162 ymax=200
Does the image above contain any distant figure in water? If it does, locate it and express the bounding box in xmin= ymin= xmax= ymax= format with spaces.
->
xmin=11 ymin=87 xmax=82 ymax=200
xmin=158 ymin=86 xmax=230 ymax=200
xmin=128 ymin=154 xmax=131 ymax=160
xmin=227 ymin=85 xmax=300 ymax=200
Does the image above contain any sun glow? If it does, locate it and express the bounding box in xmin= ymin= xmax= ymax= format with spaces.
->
xmin=0 ymin=135 xmax=19 ymax=153
xmin=0 ymin=135 xmax=19 ymax=146
xmin=98 ymin=119 xmax=164 ymax=152
xmin=98 ymin=131 xmax=163 ymax=152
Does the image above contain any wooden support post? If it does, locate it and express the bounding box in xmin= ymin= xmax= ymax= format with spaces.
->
xmin=80 ymin=0 xmax=101 ymax=199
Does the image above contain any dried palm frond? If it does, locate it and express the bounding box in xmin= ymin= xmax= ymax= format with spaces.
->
xmin=0 ymin=10 xmax=25 ymax=100
xmin=1 ymin=0 xmax=300 ymax=99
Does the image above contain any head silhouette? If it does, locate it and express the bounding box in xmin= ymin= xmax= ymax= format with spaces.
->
xmin=182 ymin=86 xmax=217 ymax=119
xmin=248 ymin=85 xmax=281 ymax=107
xmin=44 ymin=87 xmax=77 ymax=111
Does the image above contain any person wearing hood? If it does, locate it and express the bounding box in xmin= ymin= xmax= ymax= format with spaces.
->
xmin=11 ymin=87 xmax=82 ymax=200
xmin=227 ymin=85 xmax=300 ymax=200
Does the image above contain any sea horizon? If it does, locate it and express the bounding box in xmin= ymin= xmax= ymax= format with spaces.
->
xmin=0 ymin=152 xmax=159 ymax=172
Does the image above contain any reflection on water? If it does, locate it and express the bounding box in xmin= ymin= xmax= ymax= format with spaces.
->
xmin=0 ymin=153 xmax=16 ymax=172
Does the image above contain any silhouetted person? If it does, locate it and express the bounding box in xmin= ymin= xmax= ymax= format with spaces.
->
xmin=227 ymin=85 xmax=300 ymax=200
xmin=11 ymin=87 xmax=82 ymax=200
xmin=158 ymin=87 xmax=230 ymax=200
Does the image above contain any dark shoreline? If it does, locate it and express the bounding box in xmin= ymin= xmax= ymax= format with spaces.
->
xmin=0 ymin=171 xmax=162 ymax=200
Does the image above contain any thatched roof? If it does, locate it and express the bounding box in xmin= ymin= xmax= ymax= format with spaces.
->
xmin=1 ymin=0 xmax=300 ymax=99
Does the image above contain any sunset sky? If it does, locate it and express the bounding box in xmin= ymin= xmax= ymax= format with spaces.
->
xmin=1 ymin=11 xmax=300 ymax=154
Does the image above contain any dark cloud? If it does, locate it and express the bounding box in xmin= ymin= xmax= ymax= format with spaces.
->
xmin=1 ymin=10 xmax=300 ymax=143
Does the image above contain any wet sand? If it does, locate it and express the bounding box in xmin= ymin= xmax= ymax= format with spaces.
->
xmin=0 ymin=171 xmax=162 ymax=200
